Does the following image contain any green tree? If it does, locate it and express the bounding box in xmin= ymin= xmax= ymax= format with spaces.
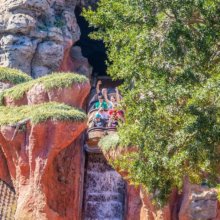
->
xmin=84 ymin=0 xmax=220 ymax=205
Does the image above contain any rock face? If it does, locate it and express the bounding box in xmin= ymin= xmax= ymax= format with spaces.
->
xmin=0 ymin=79 xmax=90 ymax=220
xmin=139 ymin=188 xmax=179 ymax=220
xmin=0 ymin=121 xmax=86 ymax=220
xmin=125 ymin=185 xmax=142 ymax=220
xmin=0 ymin=0 xmax=92 ymax=78
xmin=46 ymin=137 xmax=85 ymax=220
xmin=59 ymin=46 xmax=92 ymax=78
xmin=179 ymin=179 xmax=219 ymax=220
xmin=0 ymin=81 xmax=13 ymax=92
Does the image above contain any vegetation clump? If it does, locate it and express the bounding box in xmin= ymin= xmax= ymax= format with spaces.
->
xmin=0 ymin=67 xmax=31 ymax=84
xmin=84 ymin=0 xmax=220 ymax=205
xmin=99 ymin=133 xmax=120 ymax=152
xmin=1 ymin=72 xmax=88 ymax=102
xmin=0 ymin=102 xmax=86 ymax=125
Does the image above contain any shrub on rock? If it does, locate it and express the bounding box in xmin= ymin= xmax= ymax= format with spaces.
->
xmin=0 ymin=67 xmax=31 ymax=84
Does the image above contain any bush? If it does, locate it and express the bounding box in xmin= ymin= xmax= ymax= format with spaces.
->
xmin=1 ymin=72 xmax=88 ymax=101
xmin=99 ymin=133 xmax=120 ymax=152
xmin=0 ymin=102 xmax=86 ymax=125
xmin=0 ymin=67 xmax=31 ymax=84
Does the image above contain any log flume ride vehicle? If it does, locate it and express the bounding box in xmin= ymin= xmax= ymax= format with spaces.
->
xmin=85 ymin=76 xmax=122 ymax=153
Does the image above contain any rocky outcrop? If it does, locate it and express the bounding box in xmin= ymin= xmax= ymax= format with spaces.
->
xmin=1 ymin=72 xmax=90 ymax=108
xmin=3 ymin=78 xmax=90 ymax=108
xmin=46 ymin=136 xmax=85 ymax=220
xmin=125 ymin=185 xmax=142 ymax=220
xmin=0 ymin=0 xmax=92 ymax=78
xmin=59 ymin=46 xmax=92 ymax=78
xmin=0 ymin=120 xmax=86 ymax=220
xmin=0 ymin=75 xmax=90 ymax=220
xmin=139 ymin=188 xmax=179 ymax=220
xmin=179 ymin=179 xmax=219 ymax=220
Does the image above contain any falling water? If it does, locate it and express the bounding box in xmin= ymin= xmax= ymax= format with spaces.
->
xmin=83 ymin=153 xmax=126 ymax=220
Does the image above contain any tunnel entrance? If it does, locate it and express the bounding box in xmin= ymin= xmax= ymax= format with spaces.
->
xmin=75 ymin=7 xmax=107 ymax=77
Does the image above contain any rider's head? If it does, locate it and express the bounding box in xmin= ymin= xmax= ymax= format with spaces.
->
xmin=99 ymin=107 xmax=104 ymax=113
xmin=98 ymin=95 xmax=104 ymax=103
xmin=110 ymin=95 xmax=116 ymax=102
xmin=95 ymin=114 xmax=101 ymax=121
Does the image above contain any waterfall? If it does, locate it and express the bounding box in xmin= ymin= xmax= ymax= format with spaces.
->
xmin=83 ymin=153 xmax=126 ymax=220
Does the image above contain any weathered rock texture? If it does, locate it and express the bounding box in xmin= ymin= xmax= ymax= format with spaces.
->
xmin=0 ymin=121 xmax=85 ymax=220
xmin=59 ymin=46 xmax=92 ymax=78
xmin=138 ymin=188 xmax=180 ymax=220
xmin=179 ymin=179 xmax=219 ymax=220
xmin=0 ymin=0 xmax=92 ymax=78
xmin=0 ymin=79 xmax=90 ymax=219
xmin=125 ymin=185 xmax=142 ymax=220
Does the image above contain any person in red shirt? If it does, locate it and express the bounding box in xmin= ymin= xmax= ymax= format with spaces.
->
xmin=108 ymin=110 xmax=118 ymax=127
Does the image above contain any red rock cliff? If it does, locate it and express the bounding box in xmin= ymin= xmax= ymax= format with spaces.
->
xmin=0 ymin=77 xmax=90 ymax=220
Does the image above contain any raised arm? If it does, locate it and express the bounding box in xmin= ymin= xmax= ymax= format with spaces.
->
xmin=102 ymin=88 xmax=111 ymax=104
xmin=96 ymin=80 xmax=102 ymax=95
xmin=115 ymin=87 xmax=121 ymax=103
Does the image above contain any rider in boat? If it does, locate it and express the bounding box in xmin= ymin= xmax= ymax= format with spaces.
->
xmin=102 ymin=87 xmax=121 ymax=109
xmin=92 ymin=114 xmax=105 ymax=127
xmin=93 ymin=94 xmax=108 ymax=110
xmin=97 ymin=107 xmax=109 ymax=120
xmin=108 ymin=110 xmax=118 ymax=127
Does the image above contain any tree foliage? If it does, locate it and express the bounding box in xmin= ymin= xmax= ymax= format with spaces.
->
xmin=83 ymin=0 xmax=220 ymax=205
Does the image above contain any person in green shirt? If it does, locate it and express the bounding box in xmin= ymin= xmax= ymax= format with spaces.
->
xmin=93 ymin=95 xmax=108 ymax=110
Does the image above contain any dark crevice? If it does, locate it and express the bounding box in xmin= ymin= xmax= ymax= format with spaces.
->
xmin=75 ymin=6 xmax=107 ymax=76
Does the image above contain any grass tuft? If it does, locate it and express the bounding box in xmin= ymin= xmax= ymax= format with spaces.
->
xmin=98 ymin=133 xmax=120 ymax=152
xmin=0 ymin=67 xmax=31 ymax=84
xmin=1 ymin=72 xmax=88 ymax=102
xmin=0 ymin=102 xmax=86 ymax=125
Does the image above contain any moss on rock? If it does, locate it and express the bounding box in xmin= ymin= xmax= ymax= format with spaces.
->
xmin=98 ymin=133 xmax=120 ymax=152
xmin=0 ymin=67 xmax=32 ymax=84
xmin=1 ymin=72 xmax=88 ymax=102
xmin=0 ymin=102 xmax=86 ymax=125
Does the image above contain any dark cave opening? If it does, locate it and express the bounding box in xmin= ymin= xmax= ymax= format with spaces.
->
xmin=75 ymin=7 xmax=107 ymax=77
